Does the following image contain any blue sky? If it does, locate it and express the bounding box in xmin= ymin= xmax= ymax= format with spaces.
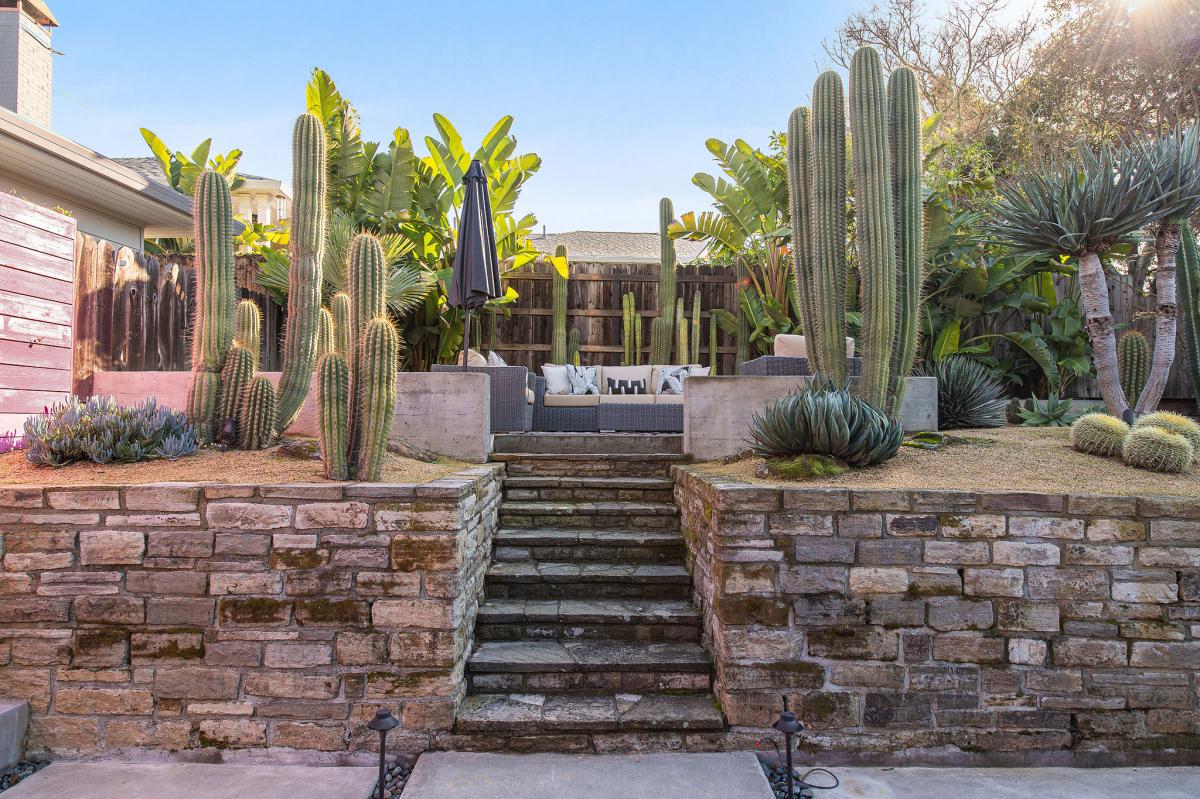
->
xmin=52 ymin=0 xmax=878 ymax=231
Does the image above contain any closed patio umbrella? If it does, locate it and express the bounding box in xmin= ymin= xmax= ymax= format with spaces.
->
xmin=447 ymin=159 xmax=502 ymax=371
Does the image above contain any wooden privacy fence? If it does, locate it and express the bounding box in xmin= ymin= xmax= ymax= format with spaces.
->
xmin=493 ymin=260 xmax=742 ymax=374
xmin=72 ymin=241 xmax=283 ymax=396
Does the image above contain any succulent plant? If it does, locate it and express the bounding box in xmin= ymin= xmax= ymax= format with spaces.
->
xmin=748 ymin=379 xmax=903 ymax=467
xmin=316 ymin=233 xmax=398 ymax=481
xmin=675 ymin=298 xmax=688 ymax=365
xmin=1118 ymin=330 xmax=1151 ymax=404
xmin=330 ymin=292 xmax=352 ymax=355
xmin=921 ymin=356 xmax=1007 ymax=429
xmin=217 ymin=344 xmax=254 ymax=432
xmin=708 ymin=314 xmax=718 ymax=373
xmin=1177 ymin=225 xmax=1200 ymax=414
xmin=690 ymin=292 xmax=701 ymax=364
xmin=1070 ymin=412 xmax=1130 ymax=457
xmin=1133 ymin=411 xmax=1200 ymax=456
xmin=1123 ymin=425 xmax=1194 ymax=473
xmin=567 ymin=328 xmax=580 ymax=367
xmin=317 ymin=307 xmax=336 ymax=359
xmin=240 ymin=376 xmax=277 ymax=450
xmin=185 ymin=170 xmax=236 ymax=444
xmin=275 ymin=113 xmax=328 ymax=434
xmin=234 ymin=299 xmax=262 ymax=368
xmin=1010 ymin=396 xmax=1081 ymax=427
xmin=25 ymin=396 xmax=196 ymax=466
xmin=622 ymin=292 xmax=637 ymax=366
xmin=551 ymin=244 xmax=569 ymax=364
xmin=651 ymin=198 xmax=677 ymax=364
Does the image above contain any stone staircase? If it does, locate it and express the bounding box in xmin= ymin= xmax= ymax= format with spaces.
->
xmin=456 ymin=435 xmax=723 ymax=748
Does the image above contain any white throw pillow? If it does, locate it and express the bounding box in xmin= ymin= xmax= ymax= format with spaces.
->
xmin=688 ymin=365 xmax=710 ymax=377
xmin=541 ymin=364 xmax=571 ymax=395
xmin=487 ymin=350 xmax=508 ymax=367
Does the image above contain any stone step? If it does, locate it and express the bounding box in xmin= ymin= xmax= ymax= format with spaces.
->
xmin=492 ymin=433 xmax=685 ymax=455
xmin=466 ymin=640 xmax=712 ymax=694
xmin=503 ymin=476 xmax=676 ymax=503
xmin=492 ymin=453 xmax=685 ymax=479
xmin=499 ymin=500 xmax=679 ymax=531
xmin=486 ymin=561 xmax=692 ymax=600
xmin=455 ymin=692 xmax=724 ymax=734
xmin=476 ymin=598 xmax=701 ymax=643
xmin=493 ymin=528 xmax=685 ymax=564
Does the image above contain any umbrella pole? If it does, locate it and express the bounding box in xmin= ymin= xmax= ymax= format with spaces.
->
xmin=461 ymin=309 xmax=472 ymax=373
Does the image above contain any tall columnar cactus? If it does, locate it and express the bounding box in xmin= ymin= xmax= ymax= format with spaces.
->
xmin=634 ymin=304 xmax=643 ymax=365
xmin=234 ymin=299 xmax=262 ymax=369
xmin=734 ymin=258 xmax=751 ymax=366
xmin=317 ymin=308 xmax=336 ymax=359
xmin=690 ymin=292 xmax=701 ymax=364
xmin=708 ymin=316 xmax=718 ymax=373
xmin=567 ymin=328 xmax=581 ymax=366
xmin=788 ymin=47 xmax=923 ymax=419
xmin=1118 ymin=331 xmax=1151 ymax=405
xmin=330 ymin=292 xmax=352 ymax=355
xmin=787 ymin=106 xmax=818 ymax=350
xmin=622 ymin=292 xmax=635 ymax=365
xmin=1177 ymin=225 xmax=1200 ymax=414
xmin=551 ymin=244 xmax=569 ymax=364
xmin=217 ymin=344 xmax=254 ymax=432
xmin=676 ymin=298 xmax=688 ymax=367
xmin=316 ymin=233 xmax=398 ymax=481
xmin=651 ymin=198 xmax=677 ymax=364
xmin=240 ymin=375 xmax=277 ymax=450
xmin=186 ymin=170 xmax=236 ymax=444
xmin=885 ymin=65 xmax=923 ymax=418
xmin=487 ymin=309 xmax=498 ymax=354
xmin=275 ymin=113 xmax=328 ymax=434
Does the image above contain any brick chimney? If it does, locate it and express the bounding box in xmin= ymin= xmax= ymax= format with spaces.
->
xmin=0 ymin=1 xmax=57 ymax=129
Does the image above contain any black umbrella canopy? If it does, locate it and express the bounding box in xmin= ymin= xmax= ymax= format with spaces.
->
xmin=447 ymin=159 xmax=502 ymax=310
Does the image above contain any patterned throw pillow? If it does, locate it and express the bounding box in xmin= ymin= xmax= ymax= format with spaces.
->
xmin=566 ymin=364 xmax=600 ymax=395
xmin=607 ymin=378 xmax=647 ymax=395
xmin=656 ymin=366 xmax=691 ymax=395
xmin=486 ymin=350 xmax=507 ymax=367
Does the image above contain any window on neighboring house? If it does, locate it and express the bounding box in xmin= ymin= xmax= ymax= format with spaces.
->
xmin=251 ymin=213 xmax=259 ymax=224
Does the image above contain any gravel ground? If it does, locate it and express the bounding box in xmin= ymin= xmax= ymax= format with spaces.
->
xmin=370 ymin=760 xmax=413 ymax=798
xmin=760 ymin=761 xmax=840 ymax=798
xmin=0 ymin=762 xmax=46 ymax=792
xmin=698 ymin=425 xmax=1200 ymax=496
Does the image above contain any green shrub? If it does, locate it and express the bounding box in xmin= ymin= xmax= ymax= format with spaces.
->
xmin=1123 ymin=425 xmax=1194 ymax=473
xmin=923 ymin=356 xmax=1007 ymax=429
xmin=1133 ymin=411 xmax=1200 ymax=456
xmin=1010 ymin=396 xmax=1081 ymax=427
xmin=748 ymin=380 xmax=903 ymax=467
xmin=1069 ymin=412 xmax=1129 ymax=457
xmin=24 ymin=396 xmax=197 ymax=466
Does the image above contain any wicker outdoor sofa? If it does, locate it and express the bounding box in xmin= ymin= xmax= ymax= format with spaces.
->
xmin=530 ymin=364 xmax=696 ymax=433
xmin=431 ymin=364 xmax=533 ymax=432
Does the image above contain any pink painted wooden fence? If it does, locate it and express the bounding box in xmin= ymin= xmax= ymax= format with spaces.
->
xmin=0 ymin=193 xmax=76 ymax=433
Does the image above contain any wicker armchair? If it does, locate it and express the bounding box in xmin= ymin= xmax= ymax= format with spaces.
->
xmin=431 ymin=365 xmax=532 ymax=432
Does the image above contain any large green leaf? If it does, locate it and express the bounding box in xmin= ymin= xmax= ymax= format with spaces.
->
xmin=669 ymin=211 xmax=744 ymax=256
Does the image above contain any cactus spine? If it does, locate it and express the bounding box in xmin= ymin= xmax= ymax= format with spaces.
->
xmin=240 ymin=376 xmax=277 ymax=450
xmin=886 ymin=65 xmax=923 ymax=418
xmin=275 ymin=113 xmax=328 ymax=434
xmin=690 ymin=292 xmax=701 ymax=364
xmin=651 ymin=198 xmax=677 ymax=364
xmin=186 ymin=171 xmax=236 ymax=443
xmin=1176 ymin=224 xmax=1200 ymax=414
xmin=330 ymin=292 xmax=352 ymax=355
xmin=234 ymin=299 xmax=262 ymax=369
xmin=217 ymin=344 xmax=254 ymax=430
xmin=318 ymin=353 xmax=349 ymax=480
xmin=316 ymin=233 xmax=398 ymax=481
xmin=551 ymin=244 xmax=569 ymax=364
xmin=1118 ymin=331 xmax=1151 ymax=405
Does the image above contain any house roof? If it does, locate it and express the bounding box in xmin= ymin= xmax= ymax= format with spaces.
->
xmin=112 ymin=157 xmax=275 ymax=186
xmin=19 ymin=0 xmax=58 ymax=26
xmin=531 ymin=230 xmax=709 ymax=264
xmin=0 ymin=108 xmax=193 ymax=236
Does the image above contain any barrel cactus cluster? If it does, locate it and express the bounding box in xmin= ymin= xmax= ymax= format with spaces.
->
xmin=787 ymin=46 xmax=923 ymax=419
xmin=317 ymin=234 xmax=399 ymax=481
xmin=1070 ymin=409 xmax=1200 ymax=473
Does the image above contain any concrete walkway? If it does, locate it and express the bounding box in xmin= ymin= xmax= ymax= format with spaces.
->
xmin=824 ymin=766 xmax=1200 ymax=799
xmin=401 ymin=751 xmax=773 ymax=798
xmin=1 ymin=762 xmax=377 ymax=799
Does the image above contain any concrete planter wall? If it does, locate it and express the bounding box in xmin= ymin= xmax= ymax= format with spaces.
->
xmin=674 ymin=467 xmax=1200 ymax=763
xmin=682 ymin=375 xmax=937 ymax=461
xmin=0 ymin=467 xmax=502 ymax=762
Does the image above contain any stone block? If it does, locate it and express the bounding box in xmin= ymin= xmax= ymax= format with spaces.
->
xmin=1052 ymin=637 xmax=1127 ymax=667
xmin=778 ymin=565 xmax=846 ymax=594
xmin=123 ymin=484 xmax=200 ymax=511
xmin=54 ymin=688 xmax=153 ymax=715
xmin=1064 ymin=543 xmax=1133 ymax=566
xmin=848 ymin=567 xmax=909 ymax=594
xmin=995 ymin=600 xmax=1060 ymax=633
xmin=1008 ymin=638 xmax=1047 ymax=665
xmin=1112 ymin=581 xmax=1177 ymax=603
xmin=130 ymin=631 xmax=204 ymax=661
xmin=1027 ymin=567 xmax=1108 ymax=600
xmin=146 ymin=531 xmax=213 ymax=558
xmin=1139 ymin=546 xmax=1200 ymax=567
xmin=1086 ymin=518 xmax=1145 ymax=542
xmin=856 ymin=540 xmax=922 ymax=565
xmin=1008 ymin=515 xmax=1083 ymax=539
xmin=769 ymin=512 xmax=833 ymax=536
xmin=867 ymin=597 xmax=924 ymax=627
xmin=154 ymin=667 xmax=240 ymax=700
xmin=928 ymin=598 xmax=994 ymax=631
xmin=963 ymin=568 xmax=1024 ymax=598
xmin=980 ymin=493 xmax=1064 ymax=513
xmin=389 ymin=631 xmax=456 ymax=668
xmin=372 ymin=599 xmax=453 ymax=629
xmin=792 ymin=539 xmax=855 ymax=563
xmin=79 ymin=530 xmax=145 ymax=565
xmin=218 ymin=598 xmax=291 ymax=625
xmin=205 ymin=502 xmax=293 ymax=530
xmin=208 ymin=572 xmax=284 ymax=595
xmin=807 ymin=628 xmax=898 ymax=660
xmin=295 ymin=502 xmax=369 ymax=529
xmin=923 ymin=541 xmax=989 ymax=565
xmin=863 ymin=692 xmax=932 ymax=727
xmin=838 ymin=514 xmax=883 ymax=538
xmin=938 ymin=514 xmax=1006 ymax=539
xmin=885 ymin=514 xmax=938 ymax=537
xmin=46 ymin=490 xmax=119 ymax=510
xmin=0 ymin=700 xmax=27 ymax=768
xmin=74 ymin=596 xmax=144 ymax=624
xmin=390 ymin=535 xmax=458 ymax=571
xmin=264 ymin=642 xmax=333 ymax=669
xmin=1129 ymin=641 xmax=1200 ymax=669
xmin=907 ymin=567 xmax=961 ymax=596
xmin=992 ymin=541 xmax=1060 ymax=566
xmin=198 ymin=719 xmax=266 ymax=748
xmin=243 ymin=674 xmax=339 ymax=699
xmin=932 ymin=633 xmax=1005 ymax=664
xmin=126 ymin=571 xmax=207 ymax=596
xmin=715 ymin=595 xmax=788 ymax=626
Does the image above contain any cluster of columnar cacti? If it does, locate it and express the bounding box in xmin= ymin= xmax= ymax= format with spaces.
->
xmin=651 ymin=198 xmax=677 ymax=364
xmin=275 ymin=113 xmax=328 ymax=435
xmin=788 ymin=47 xmax=922 ymax=417
xmin=551 ymin=244 xmax=569 ymax=364
xmin=234 ymin=299 xmax=262 ymax=369
xmin=1177 ymin=225 xmax=1200 ymax=413
xmin=1118 ymin=331 xmax=1151 ymax=404
xmin=317 ymin=234 xmax=398 ymax=481
xmin=621 ymin=292 xmax=642 ymax=365
xmin=185 ymin=171 xmax=236 ymax=444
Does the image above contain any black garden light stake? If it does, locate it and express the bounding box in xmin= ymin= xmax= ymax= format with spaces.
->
xmin=367 ymin=707 xmax=399 ymax=799
xmin=773 ymin=695 xmax=802 ymax=798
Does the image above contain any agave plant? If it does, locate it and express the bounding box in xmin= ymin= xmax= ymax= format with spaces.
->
xmin=990 ymin=141 xmax=1165 ymax=419
xmin=922 ymin=356 xmax=1007 ymax=430
xmin=748 ymin=380 xmax=903 ymax=467
xmin=1009 ymin=396 xmax=1082 ymax=428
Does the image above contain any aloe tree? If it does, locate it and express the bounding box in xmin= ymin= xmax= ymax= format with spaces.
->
xmin=1131 ymin=124 xmax=1200 ymax=413
xmin=991 ymin=143 xmax=1164 ymax=418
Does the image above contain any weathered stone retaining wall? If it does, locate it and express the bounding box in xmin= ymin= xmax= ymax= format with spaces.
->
xmin=675 ymin=467 xmax=1200 ymax=762
xmin=0 ymin=466 xmax=502 ymax=762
